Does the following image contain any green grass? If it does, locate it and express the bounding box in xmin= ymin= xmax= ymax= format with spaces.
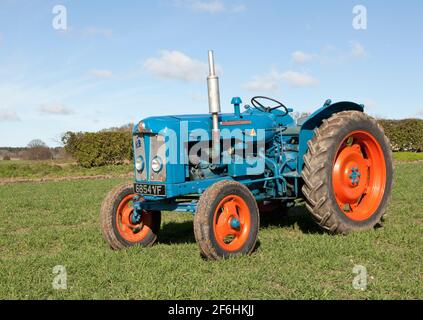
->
xmin=0 ymin=163 xmax=422 ymax=300
xmin=0 ymin=160 xmax=132 ymax=179
xmin=393 ymin=152 xmax=423 ymax=162
xmin=1 ymin=151 xmax=420 ymax=181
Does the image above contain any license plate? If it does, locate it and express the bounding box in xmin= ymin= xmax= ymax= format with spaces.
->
xmin=134 ymin=183 xmax=166 ymax=197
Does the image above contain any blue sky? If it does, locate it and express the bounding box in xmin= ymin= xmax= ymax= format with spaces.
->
xmin=0 ymin=0 xmax=422 ymax=147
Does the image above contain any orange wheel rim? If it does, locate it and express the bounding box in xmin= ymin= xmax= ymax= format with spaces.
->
xmin=115 ymin=194 xmax=153 ymax=242
xmin=213 ymin=195 xmax=251 ymax=251
xmin=332 ymin=131 xmax=387 ymax=221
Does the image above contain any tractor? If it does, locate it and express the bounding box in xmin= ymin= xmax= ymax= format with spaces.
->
xmin=100 ymin=51 xmax=393 ymax=260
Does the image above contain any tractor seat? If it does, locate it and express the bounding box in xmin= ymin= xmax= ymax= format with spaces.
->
xmin=283 ymin=115 xmax=308 ymax=136
xmin=283 ymin=125 xmax=301 ymax=136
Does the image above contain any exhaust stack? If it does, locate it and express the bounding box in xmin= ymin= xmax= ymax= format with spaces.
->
xmin=207 ymin=50 xmax=221 ymax=161
xmin=207 ymin=50 xmax=221 ymax=132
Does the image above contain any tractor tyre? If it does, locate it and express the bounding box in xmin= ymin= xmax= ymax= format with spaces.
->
xmin=302 ymin=111 xmax=393 ymax=234
xmin=100 ymin=183 xmax=161 ymax=250
xmin=194 ymin=181 xmax=260 ymax=260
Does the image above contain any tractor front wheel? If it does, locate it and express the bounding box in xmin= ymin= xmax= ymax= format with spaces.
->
xmin=100 ymin=184 xmax=161 ymax=249
xmin=302 ymin=111 xmax=393 ymax=234
xmin=194 ymin=181 xmax=260 ymax=260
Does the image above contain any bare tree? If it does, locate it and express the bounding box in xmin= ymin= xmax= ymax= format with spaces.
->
xmin=25 ymin=139 xmax=52 ymax=160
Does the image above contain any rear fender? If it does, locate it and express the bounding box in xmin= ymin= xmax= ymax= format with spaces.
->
xmin=297 ymin=100 xmax=364 ymax=173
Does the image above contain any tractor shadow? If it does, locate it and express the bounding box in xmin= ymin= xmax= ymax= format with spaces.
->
xmin=159 ymin=220 xmax=196 ymax=245
xmin=158 ymin=204 xmax=323 ymax=245
xmin=260 ymin=204 xmax=324 ymax=234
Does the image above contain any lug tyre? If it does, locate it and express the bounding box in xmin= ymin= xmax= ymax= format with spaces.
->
xmin=194 ymin=181 xmax=260 ymax=260
xmin=100 ymin=184 xmax=161 ymax=249
xmin=302 ymin=111 xmax=393 ymax=234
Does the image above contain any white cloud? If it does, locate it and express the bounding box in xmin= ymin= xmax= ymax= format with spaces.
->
xmin=416 ymin=109 xmax=423 ymax=118
xmin=350 ymin=41 xmax=366 ymax=58
xmin=232 ymin=4 xmax=247 ymax=13
xmin=192 ymin=0 xmax=225 ymax=13
xmin=0 ymin=109 xmax=20 ymax=122
xmin=244 ymin=70 xmax=281 ymax=92
xmin=244 ymin=69 xmax=319 ymax=92
xmin=173 ymin=0 xmax=246 ymax=13
xmin=38 ymin=103 xmax=75 ymax=115
xmin=84 ymin=27 xmax=113 ymax=38
xmin=144 ymin=50 xmax=218 ymax=82
xmin=89 ymin=69 xmax=113 ymax=79
xmin=292 ymin=51 xmax=314 ymax=64
xmin=281 ymin=71 xmax=319 ymax=87
xmin=363 ymin=99 xmax=377 ymax=109
xmin=292 ymin=42 xmax=367 ymax=66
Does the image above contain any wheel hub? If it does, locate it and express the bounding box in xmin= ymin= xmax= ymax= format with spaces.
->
xmin=333 ymin=144 xmax=369 ymax=203
xmin=332 ymin=131 xmax=387 ymax=222
xmin=230 ymin=217 xmax=241 ymax=229
xmin=213 ymin=195 xmax=251 ymax=251
xmin=349 ymin=166 xmax=361 ymax=187
xmin=131 ymin=210 xmax=142 ymax=225
xmin=116 ymin=194 xmax=152 ymax=242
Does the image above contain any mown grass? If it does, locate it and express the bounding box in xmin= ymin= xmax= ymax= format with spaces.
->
xmin=0 ymin=160 xmax=132 ymax=179
xmin=393 ymin=152 xmax=423 ymax=162
xmin=0 ymin=163 xmax=422 ymax=300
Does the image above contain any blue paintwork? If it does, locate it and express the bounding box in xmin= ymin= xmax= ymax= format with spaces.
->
xmin=230 ymin=218 xmax=241 ymax=229
xmin=132 ymin=99 xmax=364 ymax=214
xmin=231 ymin=97 xmax=242 ymax=117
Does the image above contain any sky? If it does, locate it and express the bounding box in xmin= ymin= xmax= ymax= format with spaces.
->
xmin=0 ymin=0 xmax=422 ymax=147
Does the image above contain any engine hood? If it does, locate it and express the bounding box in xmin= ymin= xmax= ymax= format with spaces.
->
xmin=133 ymin=109 xmax=295 ymax=138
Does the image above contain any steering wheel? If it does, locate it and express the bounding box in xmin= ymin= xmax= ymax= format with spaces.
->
xmin=251 ymin=96 xmax=289 ymax=115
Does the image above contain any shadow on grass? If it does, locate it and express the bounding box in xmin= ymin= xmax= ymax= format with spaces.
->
xmin=159 ymin=221 xmax=196 ymax=245
xmin=158 ymin=204 xmax=323 ymax=245
xmin=260 ymin=204 xmax=324 ymax=235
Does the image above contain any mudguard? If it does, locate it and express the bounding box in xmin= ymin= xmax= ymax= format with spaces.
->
xmin=297 ymin=100 xmax=365 ymax=173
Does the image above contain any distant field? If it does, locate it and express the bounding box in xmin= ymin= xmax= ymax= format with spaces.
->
xmin=0 ymin=162 xmax=421 ymax=300
xmin=0 ymin=152 xmax=421 ymax=181
xmin=0 ymin=160 xmax=132 ymax=181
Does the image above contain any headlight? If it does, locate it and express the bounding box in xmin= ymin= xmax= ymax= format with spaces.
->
xmin=135 ymin=157 xmax=145 ymax=172
xmin=151 ymin=157 xmax=163 ymax=173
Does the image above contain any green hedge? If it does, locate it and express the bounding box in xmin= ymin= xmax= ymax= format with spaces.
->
xmin=62 ymin=131 xmax=133 ymax=168
xmin=378 ymin=119 xmax=423 ymax=152
xmin=62 ymin=118 xmax=422 ymax=168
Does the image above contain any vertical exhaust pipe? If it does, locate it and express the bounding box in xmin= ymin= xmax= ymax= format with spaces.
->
xmin=207 ymin=50 xmax=221 ymax=162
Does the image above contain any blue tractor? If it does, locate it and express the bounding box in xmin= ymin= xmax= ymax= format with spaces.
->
xmin=100 ymin=51 xmax=393 ymax=260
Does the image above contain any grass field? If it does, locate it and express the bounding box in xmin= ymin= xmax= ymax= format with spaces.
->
xmin=0 ymin=160 xmax=132 ymax=180
xmin=393 ymin=152 xmax=423 ymax=162
xmin=0 ymin=152 xmax=421 ymax=181
xmin=0 ymin=162 xmax=422 ymax=300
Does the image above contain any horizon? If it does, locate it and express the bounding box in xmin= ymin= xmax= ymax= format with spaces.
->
xmin=1 ymin=0 xmax=422 ymax=147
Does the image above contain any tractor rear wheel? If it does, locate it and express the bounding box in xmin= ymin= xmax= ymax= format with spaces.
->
xmin=100 ymin=184 xmax=161 ymax=249
xmin=302 ymin=111 xmax=393 ymax=234
xmin=194 ymin=181 xmax=260 ymax=260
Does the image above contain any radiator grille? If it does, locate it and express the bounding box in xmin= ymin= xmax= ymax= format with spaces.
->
xmin=133 ymin=134 xmax=166 ymax=182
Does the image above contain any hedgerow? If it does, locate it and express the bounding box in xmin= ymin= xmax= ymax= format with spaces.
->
xmin=378 ymin=119 xmax=423 ymax=152
xmin=61 ymin=119 xmax=422 ymax=168
xmin=62 ymin=131 xmax=133 ymax=168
